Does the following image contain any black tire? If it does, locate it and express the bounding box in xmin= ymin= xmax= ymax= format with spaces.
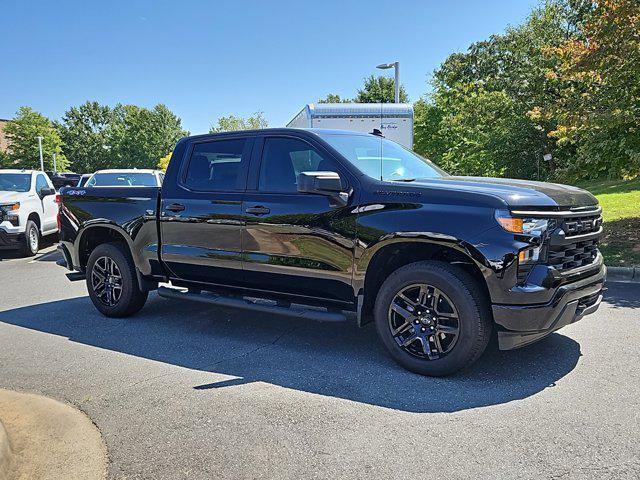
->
xmin=86 ymin=242 xmax=148 ymax=317
xmin=21 ymin=220 xmax=39 ymax=256
xmin=374 ymin=261 xmax=492 ymax=376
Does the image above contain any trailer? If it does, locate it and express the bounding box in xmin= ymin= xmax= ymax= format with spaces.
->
xmin=287 ymin=103 xmax=414 ymax=149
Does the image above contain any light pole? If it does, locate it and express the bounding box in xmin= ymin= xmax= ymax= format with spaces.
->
xmin=37 ymin=136 xmax=44 ymax=171
xmin=376 ymin=61 xmax=400 ymax=103
xmin=53 ymin=153 xmax=57 ymax=173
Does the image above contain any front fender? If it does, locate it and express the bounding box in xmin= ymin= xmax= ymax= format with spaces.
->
xmin=353 ymin=231 xmax=501 ymax=293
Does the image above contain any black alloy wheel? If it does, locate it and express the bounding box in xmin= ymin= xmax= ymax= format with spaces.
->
xmin=86 ymin=242 xmax=148 ymax=317
xmin=388 ymin=283 xmax=460 ymax=360
xmin=374 ymin=261 xmax=492 ymax=376
xmin=91 ymin=256 xmax=123 ymax=307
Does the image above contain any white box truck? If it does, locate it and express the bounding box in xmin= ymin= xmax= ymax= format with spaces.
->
xmin=287 ymin=103 xmax=414 ymax=149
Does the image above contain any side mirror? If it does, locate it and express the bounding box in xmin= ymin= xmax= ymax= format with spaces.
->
xmin=40 ymin=186 xmax=55 ymax=197
xmin=297 ymin=171 xmax=349 ymax=206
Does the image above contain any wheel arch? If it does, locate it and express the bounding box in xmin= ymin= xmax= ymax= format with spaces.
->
xmin=357 ymin=235 xmax=492 ymax=325
xmin=76 ymin=223 xmax=158 ymax=292
xmin=26 ymin=212 xmax=42 ymax=232
xmin=76 ymin=224 xmax=134 ymax=270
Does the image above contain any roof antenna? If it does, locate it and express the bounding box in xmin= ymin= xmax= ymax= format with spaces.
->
xmin=371 ymin=128 xmax=384 ymax=138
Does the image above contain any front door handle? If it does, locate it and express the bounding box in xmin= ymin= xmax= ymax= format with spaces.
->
xmin=166 ymin=203 xmax=186 ymax=212
xmin=245 ymin=205 xmax=270 ymax=215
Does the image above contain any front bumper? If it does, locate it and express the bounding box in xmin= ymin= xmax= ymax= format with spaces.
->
xmin=494 ymin=260 xmax=606 ymax=350
xmin=0 ymin=229 xmax=24 ymax=250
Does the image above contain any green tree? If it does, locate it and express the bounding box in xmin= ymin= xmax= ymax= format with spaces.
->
xmin=57 ymin=101 xmax=114 ymax=173
xmin=209 ymin=112 xmax=268 ymax=133
xmin=415 ymin=0 xmax=589 ymax=179
xmin=157 ymin=152 xmax=171 ymax=172
xmin=109 ymin=104 xmax=187 ymax=169
xmin=4 ymin=107 xmax=69 ymax=171
xmin=545 ymin=0 xmax=640 ymax=180
xmin=318 ymin=93 xmax=351 ymax=103
xmin=355 ymin=75 xmax=408 ymax=103
xmin=0 ymin=149 xmax=10 ymax=168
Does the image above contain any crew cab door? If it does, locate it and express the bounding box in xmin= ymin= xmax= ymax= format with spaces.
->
xmin=242 ymin=135 xmax=357 ymax=304
xmin=159 ymin=136 xmax=253 ymax=285
xmin=35 ymin=173 xmax=57 ymax=233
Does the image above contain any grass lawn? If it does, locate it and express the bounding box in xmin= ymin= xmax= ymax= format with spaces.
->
xmin=578 ymin=178 xmax=640 ymax=267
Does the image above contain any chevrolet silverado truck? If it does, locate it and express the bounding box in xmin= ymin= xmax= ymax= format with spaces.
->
xmin=57 ymin=129 xmax=606 ymax=376
xmin=1 ymin=169 xmax=59 ymax=255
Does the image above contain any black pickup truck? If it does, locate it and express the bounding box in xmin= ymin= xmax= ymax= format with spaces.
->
xmin=58 ymin=128 xmax=606 ymax=376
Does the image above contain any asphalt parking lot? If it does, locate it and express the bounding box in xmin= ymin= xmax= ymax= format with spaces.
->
xmin=0 ymin=246 xmax=639 ymax=479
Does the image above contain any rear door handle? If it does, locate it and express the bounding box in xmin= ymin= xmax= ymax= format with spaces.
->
xmin=245 ymin=205 xmax=270 ymax=215
xmin=166 ymin=203 xmax=186 ymax=212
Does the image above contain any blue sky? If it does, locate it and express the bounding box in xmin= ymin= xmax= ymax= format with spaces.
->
xmin=1 ymin=0 xmax=538 ymax=134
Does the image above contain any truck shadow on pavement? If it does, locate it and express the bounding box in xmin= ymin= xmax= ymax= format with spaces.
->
xmin=0 ymin=293 xmax=590 ymax=413
xmin=603 ymin=282 xmax=640 ymax=309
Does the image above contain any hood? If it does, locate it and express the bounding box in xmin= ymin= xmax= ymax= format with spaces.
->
xmin=0 ymin=191 xmax=25 ymax=205
xmin=409 ymin=176 xmax=598 ymax=208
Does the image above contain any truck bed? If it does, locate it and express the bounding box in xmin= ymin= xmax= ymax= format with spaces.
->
xmin=59 ymin=186 xmax=161 ymax=277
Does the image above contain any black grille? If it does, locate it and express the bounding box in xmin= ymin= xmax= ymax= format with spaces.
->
xmin=547 ymin=238 xmax=599 ymax=271
xmin=561 ymin=214 xmax=602 ymax=238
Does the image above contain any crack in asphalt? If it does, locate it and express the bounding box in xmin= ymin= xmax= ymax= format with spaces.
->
xmin=120 ymin=371 xmax=180 ymax=392
xmin=209 ymin=325 xmax=299 ymax=368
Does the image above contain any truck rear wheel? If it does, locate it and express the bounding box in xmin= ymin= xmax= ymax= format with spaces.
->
xmin=86 ymin=242 xmax=148 ymax=317
xmin=374 ymin=261 xmax=492 ymax=376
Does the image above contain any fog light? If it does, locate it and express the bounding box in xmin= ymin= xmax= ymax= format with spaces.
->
xmin=519 ymin=247 xmax=540 ymax=264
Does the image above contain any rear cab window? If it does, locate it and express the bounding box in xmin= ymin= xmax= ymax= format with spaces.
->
xmin=182 ymin=137 xmax=253 ymax=192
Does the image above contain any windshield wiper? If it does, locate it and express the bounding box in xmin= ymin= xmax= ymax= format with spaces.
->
xmin=393 ymin=178 xmax=417 ymax=182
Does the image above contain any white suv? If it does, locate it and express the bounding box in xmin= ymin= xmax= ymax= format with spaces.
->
xmin=0 ymin=170 xmax=59 ymax=256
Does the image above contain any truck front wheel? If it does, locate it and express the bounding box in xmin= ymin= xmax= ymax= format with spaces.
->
xmin=86 ymin=242 xmax=148 ymax=317
xmin=374 ymin=261 xmax=492 ymax=376
xmin=21 ymin=220 xmax=39 ymax=256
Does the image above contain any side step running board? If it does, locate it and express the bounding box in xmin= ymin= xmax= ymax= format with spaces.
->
xmin=157 ymin=286 xmax=347 ymax=322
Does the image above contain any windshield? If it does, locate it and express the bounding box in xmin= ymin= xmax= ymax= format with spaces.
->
xmin=0 ymin=173 xmax=31 ymax=192
xmin=87 ymin=172 xmax=157 ymax=187
xmin=318 ymin=133 xmax=446 ymax=181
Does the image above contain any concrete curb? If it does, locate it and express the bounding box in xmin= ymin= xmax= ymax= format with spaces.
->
xmin=0 ymin=419 xmax=12 ymax=480
xmin=606 ymin=266 xmax=640 ymax=283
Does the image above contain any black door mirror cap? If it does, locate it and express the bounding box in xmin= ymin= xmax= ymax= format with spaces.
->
xmin=298 ymin=171 xmax=343 ymax=192
xmin=297 ymin=171 xmax=349 ymax=206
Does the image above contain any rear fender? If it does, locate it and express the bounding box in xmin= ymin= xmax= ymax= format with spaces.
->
xmin=74 ymin=222 xmax=156 ymax=289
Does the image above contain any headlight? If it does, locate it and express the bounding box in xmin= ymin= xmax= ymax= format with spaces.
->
xmin=495 ymin=209 xmax=548 ymax=235
xmin=0 ymin=202 xmax=20 ymax=213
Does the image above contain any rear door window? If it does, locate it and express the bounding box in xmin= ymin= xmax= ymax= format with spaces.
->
xmin=183 ymin=138 xmax=252 ymax=191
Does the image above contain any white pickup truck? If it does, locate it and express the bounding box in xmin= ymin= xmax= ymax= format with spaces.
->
xmin=0 ymin=170 xmax=59 ymax=256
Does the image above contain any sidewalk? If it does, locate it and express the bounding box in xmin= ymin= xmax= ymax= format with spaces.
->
xmin=0 ymin=389 xmax=106 ymax=480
